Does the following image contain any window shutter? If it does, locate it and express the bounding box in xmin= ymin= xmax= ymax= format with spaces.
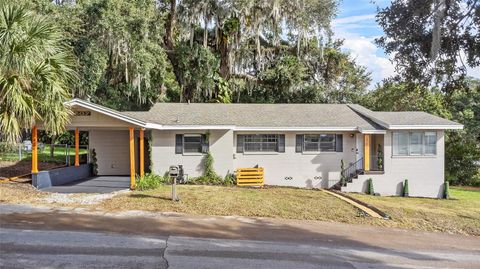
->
xmin=236 ymin=135 xmax=244 ymax=153
xmin=175 ymin=134 xmax=183 ymax=154
xmin=295 ymin=134 xmax=304 ymax=153
xmin=278 ymin=134 xmax=285 ymax=153
xmin=201 ymin=134 xmax=209 ymax=153
xmin=336 ymin=134 xmax=343 ymax=152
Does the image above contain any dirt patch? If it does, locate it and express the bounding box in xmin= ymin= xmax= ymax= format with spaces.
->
xmin=453 ymin=186 xmax=480 ymax=191
xmin=0 ymin=182 xmax=49 ymax=204
xmin=0 ymin=160 xmax=65 ymax=178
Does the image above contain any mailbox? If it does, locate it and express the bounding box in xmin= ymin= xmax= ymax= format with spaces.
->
xmin=169 ymin=165 xmax=179 ymax=177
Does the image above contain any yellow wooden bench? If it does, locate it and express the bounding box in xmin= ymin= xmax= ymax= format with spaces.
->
xmin=236 ymin=167 xmax=264 ymax=187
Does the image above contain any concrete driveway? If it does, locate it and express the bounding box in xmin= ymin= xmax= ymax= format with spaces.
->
xmin=42 ymin=176 xmax=130 ymax=193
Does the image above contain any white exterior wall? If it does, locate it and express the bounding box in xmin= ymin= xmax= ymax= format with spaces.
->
xmin=89 ymin=130 xmax=130 ymax=175
xmin=149 ymin=128 xmax=446 ymax=197
xmin=150 ymin=129 xmax=233 ymax=178
xmin=233 ymin=131 xmax=357 ymax=188
xmin=343 ymin=130 xmax=445 ymax=198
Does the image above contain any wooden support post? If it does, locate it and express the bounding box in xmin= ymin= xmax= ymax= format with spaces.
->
xmin=139 ymin=128 xmax=145 ymax=178
xmin=129 ymin=127 xmax=136 ymax=190
xmin=364 ymin=134 xmax=370 ymax=171
xmin=75 ymin=128 xmax=80 ymax=166
xmin=31 ymin=126 xmax=38 ymax=174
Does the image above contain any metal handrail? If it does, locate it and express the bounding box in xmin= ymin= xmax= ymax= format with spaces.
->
xmin=340 ymin=158 xmax=364 ymax=186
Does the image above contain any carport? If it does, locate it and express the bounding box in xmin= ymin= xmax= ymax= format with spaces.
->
xmin=30 ymin=99 xmax=148 ymax=192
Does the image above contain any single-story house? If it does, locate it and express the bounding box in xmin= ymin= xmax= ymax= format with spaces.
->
xmin=31 ymin=99 xmax=463 ymax=198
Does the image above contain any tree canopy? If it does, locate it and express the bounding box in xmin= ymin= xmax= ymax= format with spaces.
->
xmin=0 ymin=2 xmax=76 ymax=142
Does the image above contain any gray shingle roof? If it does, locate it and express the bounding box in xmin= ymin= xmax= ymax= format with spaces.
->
xmin=348 ymin=104 xmax=462 ymax=128
xmin=122 ymin=103 xmax=382 ymax=129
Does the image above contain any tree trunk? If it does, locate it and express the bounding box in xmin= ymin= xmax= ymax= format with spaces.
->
xmin=50 ymin=135 xmax=56 ymax=158
xmin=162 ymin=0 xmax=187 ymax=102
xmin=203 ymin=16 xmax=208 ymax=48
xmin=219 ymin=30 xmax=230 ymax=79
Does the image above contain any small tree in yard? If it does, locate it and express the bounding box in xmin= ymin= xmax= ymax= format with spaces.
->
xmin=367 ymin=178 xmax=374 ymax=195
xmin=444 ymin=181 xmax=450 ymax=199
xmin=340 ymin=159 xmax=346 ymax=186
xmin=403 ymin=179 xmax=409 ymax=197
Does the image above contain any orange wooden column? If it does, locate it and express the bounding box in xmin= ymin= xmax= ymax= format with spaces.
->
xmin=129 ymin=127 xmax=136 ymax=190
xmin=364 ymin=134 xmax=370 ymax=171
xmin=31 ymin=126 xmax=38 ymax=174
xmin=139 ymin=128 xmax=145 ymax=178
xmin=75 ymin=128 xmax=80 ymax=166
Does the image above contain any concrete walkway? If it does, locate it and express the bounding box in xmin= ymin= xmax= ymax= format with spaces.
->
xmin=42 ymin=176 xmax=130 ymax=194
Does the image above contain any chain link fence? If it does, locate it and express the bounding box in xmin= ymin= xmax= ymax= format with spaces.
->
xmin=0 ymin=142 xmax=89 ymax=165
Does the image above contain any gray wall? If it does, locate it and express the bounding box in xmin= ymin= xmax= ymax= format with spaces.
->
xmin=233 ymin=131 xmax=357 ymax=188
xmin=149 ymin=129 xmax=446 ymax=198
xmin=150 ymin=129 xmax=233 ymax=178
xmin=89 ymin=130 xmax=131 ymax=175
xmin=343 ymin=130 xmax=445 ymax=198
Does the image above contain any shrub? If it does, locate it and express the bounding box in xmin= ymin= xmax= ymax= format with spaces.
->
xmin=403 ymin=179 xmax=409 ymax=197
xmin=188 ymin=152 xmax=223 ymax=185
xmin=136 ymin=173 xmax=167 ymax=191
xmin=224 ymin=172 xmax=236 ymax=186
xmin=444 ymin=181 xmax=450 ymax=199
xmin=367 ymin=178 xmax=374 ymax=195
xmin=90 ymin=148 xmax=98 ymax=176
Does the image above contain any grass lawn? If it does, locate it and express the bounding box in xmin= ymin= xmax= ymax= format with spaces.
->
xmin=98 ymin=185 xmax=363 ymax=222
xmin=0 ymin=144 xmax=88 ymax=163
xmin=1 ymin=183 xmax=479 ymax=236
xmin=349 ymin=187 xmax=480 ymax=236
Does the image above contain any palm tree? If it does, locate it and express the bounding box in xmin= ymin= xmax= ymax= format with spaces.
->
xmin=0 ymin=3 xmax=76 ymax=142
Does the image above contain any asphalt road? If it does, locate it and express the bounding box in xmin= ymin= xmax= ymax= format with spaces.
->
xmin=1 ymin=228 xmax=479 ymax=269
xmin=1 ymin=204 xmax=479 ymax=268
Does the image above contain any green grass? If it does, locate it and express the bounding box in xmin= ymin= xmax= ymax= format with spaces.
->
xmin=97 ymin=185 xmax=480 ymax=236
xmin=0 ymin=145 xmax=88 ymax=164
xmin=350 ymin=187 xmax=480 ymax=236
xmin=99 ymin=185 xmax=362 ymax=222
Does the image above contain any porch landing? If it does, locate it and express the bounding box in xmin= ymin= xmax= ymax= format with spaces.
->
xmin=42 ymin=176 xmax=130 ymax=194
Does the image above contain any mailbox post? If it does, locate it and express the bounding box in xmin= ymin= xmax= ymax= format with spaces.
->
xmin=169 ymin=165 xmax=180 ymax=201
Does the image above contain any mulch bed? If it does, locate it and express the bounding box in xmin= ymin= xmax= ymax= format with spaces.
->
xmin=0 ymin=160 xmax=65 ymax=178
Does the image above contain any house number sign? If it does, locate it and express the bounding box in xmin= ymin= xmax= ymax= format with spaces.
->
xmin=75 ymin=111 xmax=91 ymax=116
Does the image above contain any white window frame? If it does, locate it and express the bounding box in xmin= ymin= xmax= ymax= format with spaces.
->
xmin=392 ymin=131 xmax=437 ymax=157
xmin=183 ymin=134 xmax=202 ymax=154
xmin=303 ymin=134 xmax=336 ymax=152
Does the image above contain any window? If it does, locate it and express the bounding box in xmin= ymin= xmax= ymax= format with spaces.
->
xmin=424 ymin=132 xmax=437 ymax=155
xmin=296 ymin=134 xmax=343 ymax=153
xmin=183 ymin=134 xmax=202 ymax=153
xmin=409 ymin=132 xmax=423 ymax=155
xmin=243 ymin=134 xmax=279 ymax=152
xmin=392 ymin=131 xmax=437 ymax=156
xmin=304 ymin=134 xmax=336 ymax=152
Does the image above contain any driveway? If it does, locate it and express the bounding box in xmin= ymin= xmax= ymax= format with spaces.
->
xmin=1 ymin=204 xmax=479 ymax=268
xmin=42 ymin=176 xmax=130 ymax=193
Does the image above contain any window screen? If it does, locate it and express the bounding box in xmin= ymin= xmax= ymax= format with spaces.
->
xmin=393 ymin=132 xmax=409 ymax=156
xmin=243 ymin=134 xmax=279 ymax=152
xmin=393 ymin=131 xmax=437 ymax=156
xmin=183 ymin=135 xmax=202 ymax=153
xmin=303 ymin=134 xmax=336 ymax=152
xmin=424 ymin=132 xmax=437 ymax=155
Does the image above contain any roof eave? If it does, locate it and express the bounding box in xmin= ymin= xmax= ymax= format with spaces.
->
xmin=65 ymin=99 xmax=147 ymax=127
xmin=388 ymin=125 xmax=464 ymax=130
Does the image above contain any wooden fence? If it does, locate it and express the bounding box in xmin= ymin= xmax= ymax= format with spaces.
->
xmin=236 ymin=167 xmax=264 ymax=187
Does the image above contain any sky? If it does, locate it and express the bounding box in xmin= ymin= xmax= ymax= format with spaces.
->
xmin=332 ymin=0 xmax=480 ymax=87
